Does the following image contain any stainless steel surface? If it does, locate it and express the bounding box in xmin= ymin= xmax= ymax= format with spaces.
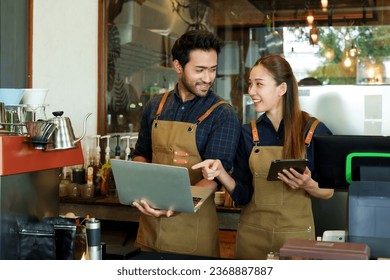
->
xmin=86 ymin=218 xmax=102 ymax=260
xmin=4 ymin=105 xmax=27 ymax=134
xmin=26 ymin=121 xmax=57 ymax=143
xmin=47 ymin=111 xmax=92 ymax=150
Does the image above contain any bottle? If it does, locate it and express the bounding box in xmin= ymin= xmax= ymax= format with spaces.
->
xmin=91 ymin=135 xmax=102 ymax=195
xmin=113 ymin=134 xmax=121 ymax=159
xmin=89 ymin=156 xmax=100 ymax=189
xmin=107 ymin=168 xmax=117 ymax=197
xmin=83 ymin=136 xmax=91 ymax=171
xmin=81 ymin=164 xmax=95 ymax=199
xmin=59 ymin=167 xmax=71 ymax=197
xmin=68 ymin=167 xmax=85 ymax=197
xmin=100 ymin=135 xmax=111 ymax=196
xmin=120 ymin=136 xmax=131 ymax=161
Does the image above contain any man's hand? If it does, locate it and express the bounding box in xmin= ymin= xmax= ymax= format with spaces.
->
xmin=132 ymin=200 xmax=175 ymax=217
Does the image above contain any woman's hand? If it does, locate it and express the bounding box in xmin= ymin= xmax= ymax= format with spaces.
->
xmin=277 ymin=167 xmax=334 ymax=199
xmin=132 ymin=200 xmax=175 ymax=218
xmin=192 ymin=159 xmax=222 ymax=180
xmin=277 ymin=167 xmax=316 ymax=191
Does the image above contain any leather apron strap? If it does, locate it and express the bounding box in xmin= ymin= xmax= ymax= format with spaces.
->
xmin=304 ymin=117 xmax=320 ymax=146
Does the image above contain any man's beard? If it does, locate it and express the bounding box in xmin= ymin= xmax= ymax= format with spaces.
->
xmin=180 ymin=75 xmax=213 ymax=98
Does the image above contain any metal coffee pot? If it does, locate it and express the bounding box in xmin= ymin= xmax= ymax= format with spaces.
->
xmin=46 ymin=111 xmax=92 ymax=150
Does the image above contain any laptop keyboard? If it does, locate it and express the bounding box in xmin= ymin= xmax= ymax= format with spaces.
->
xmin=192 ymin=197 xmax=202 ymax=206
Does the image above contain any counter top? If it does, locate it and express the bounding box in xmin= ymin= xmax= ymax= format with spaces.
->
xmin=59 ymin=196 xmax=240 ymax=230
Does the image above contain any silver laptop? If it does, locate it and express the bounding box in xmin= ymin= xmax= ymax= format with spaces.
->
xmin=110 ymin=159 xmax=214 ymax=213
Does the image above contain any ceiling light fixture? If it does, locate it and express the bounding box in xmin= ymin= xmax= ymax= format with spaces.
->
xmin=307 ymin=10 xmax=314 ymax=26
xmin=321 ymin=0 xmax=328 ymax=12
xmin=343 ymin=51 xmax=352 ymax=68
xmin=324 ymin=49 xmax=334 ymax=61
xmin=310 ymin=26 xmax=319 ymax=44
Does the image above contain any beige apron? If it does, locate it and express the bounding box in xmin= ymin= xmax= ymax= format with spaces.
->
xmin=136 ymin=92 xmax=227 ymax=257
xmin=235 ymin=120 xmax=315 ymax=260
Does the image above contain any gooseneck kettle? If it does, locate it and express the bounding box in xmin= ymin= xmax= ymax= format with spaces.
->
xmin=47 ymin=111 xmax=92 ymax=150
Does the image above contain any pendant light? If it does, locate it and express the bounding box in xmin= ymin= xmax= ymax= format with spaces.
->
xmin=310 ymin=26 xmax=319 ymax=45
xmin=321 ymin=0 xmax=328 ymax=12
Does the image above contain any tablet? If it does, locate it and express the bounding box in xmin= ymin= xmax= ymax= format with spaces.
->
xmin=267 ymin=159 xmax=309 ymax=181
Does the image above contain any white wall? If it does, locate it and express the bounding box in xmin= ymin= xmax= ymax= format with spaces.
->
xmin=32 ymin=0 xmax=98 ymax=138
xmin=299 ymin=85 xmax=390 ymax=136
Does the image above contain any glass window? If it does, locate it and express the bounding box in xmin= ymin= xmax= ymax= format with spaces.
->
xmin=98 ymin=0 xmax=390 ymax=133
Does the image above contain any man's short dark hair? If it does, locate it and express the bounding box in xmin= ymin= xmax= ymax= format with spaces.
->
xmin=171 ymin=30 xmax=223 ymax=68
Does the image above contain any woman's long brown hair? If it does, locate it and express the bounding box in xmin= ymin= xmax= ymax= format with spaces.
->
xmin=254 ymin=55 xmax=310 ymax=159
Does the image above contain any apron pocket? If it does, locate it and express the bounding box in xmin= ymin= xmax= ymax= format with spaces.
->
xmin=236 ymin=222 xmax=313 ymax=260
xmin=152 ymin=146 xmax=173 ymax=164
xmin=158 ymin=213 xmax=199 ymax=253
xmin=253 ymin=175 xmax=283 ymax=206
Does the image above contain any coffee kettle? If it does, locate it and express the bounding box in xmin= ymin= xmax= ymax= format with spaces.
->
xmin=46 ymin=111 xmax=92 ymax=150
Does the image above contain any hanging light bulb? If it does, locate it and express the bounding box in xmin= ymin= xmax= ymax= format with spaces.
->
xmin=321 ymin=0 xmax=328 ymax=12
xmin=344 ymin=57 xmax=352 ymax=68
xmin=344 ymin=51 xmax=352 ymax=68
xmin=324 ymin=49 xmax=334 ymax=61
xmin=307 ymin=9 xmax=314 ymax=26
xmin=310 ymin=27 xmax=319 ymax=44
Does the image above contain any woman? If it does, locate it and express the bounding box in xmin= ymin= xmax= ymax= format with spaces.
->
xmin=192 ymin=54 xmax=334 ymax=259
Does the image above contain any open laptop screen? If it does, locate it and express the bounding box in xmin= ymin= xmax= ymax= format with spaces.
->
xmin=110 ymin=159 xmax=213 ymax=213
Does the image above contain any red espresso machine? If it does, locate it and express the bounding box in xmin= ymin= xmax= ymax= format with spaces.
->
xmin=0 ymin=135 xmax=84 ymax=259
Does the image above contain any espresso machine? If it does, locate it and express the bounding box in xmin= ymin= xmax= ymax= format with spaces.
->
xmin=0 ymin=135 xmax=84 ymax=259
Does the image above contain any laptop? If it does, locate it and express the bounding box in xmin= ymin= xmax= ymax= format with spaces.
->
xmin=110 ymin=159 xmax=214 ymax=213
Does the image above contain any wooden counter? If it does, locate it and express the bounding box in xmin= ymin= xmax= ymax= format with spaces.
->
xmin=59 ymin=196 xmax=241 ymax=230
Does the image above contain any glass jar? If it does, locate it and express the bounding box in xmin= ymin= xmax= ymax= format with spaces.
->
xmin=81 ymin=183 xmax=95 ymax=199
xmin=67 ymin=168 xmax=85 ymax=197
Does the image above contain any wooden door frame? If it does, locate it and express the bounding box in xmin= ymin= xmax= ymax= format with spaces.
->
xmin=97 ymin=0 xmax=108 ymax=135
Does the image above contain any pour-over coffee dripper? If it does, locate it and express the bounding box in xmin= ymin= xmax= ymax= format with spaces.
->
xmin=22 ymin=88 xmax=49 ymax=122
xmin=25 ymin=121 xmax=57 ymax=149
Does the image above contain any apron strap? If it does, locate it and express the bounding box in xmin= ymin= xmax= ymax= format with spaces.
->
xmin=197 ymin=100 xmax=229 ymax=123
xmin=304 ymin=117 xmax=320 ymax=147
xmin=155 ymin=91 xmax=170 ymax=120
xmin=250 ymin=117 xmax=320 ymax=150
xmin=250 ymin=120 xmax=260 ymax=145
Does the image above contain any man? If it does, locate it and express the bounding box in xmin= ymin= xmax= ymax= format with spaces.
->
xmin=132 ymin=29 xmax=241 ymax=258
